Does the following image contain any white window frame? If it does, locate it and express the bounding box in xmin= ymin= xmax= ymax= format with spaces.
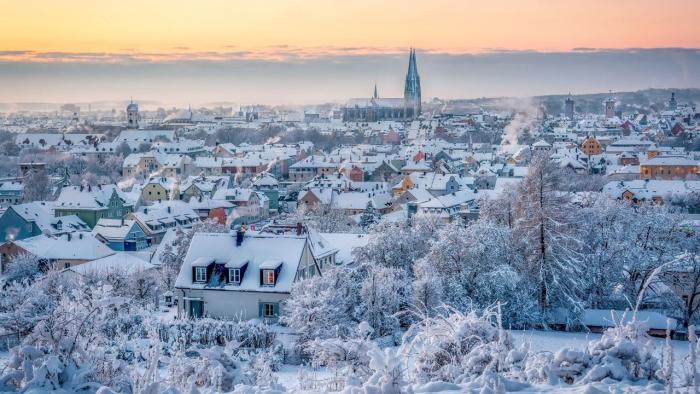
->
xmin=229 ymin=268 xmax=241 ymax=284
xmin=195 ymin=267 xmax=207 ymax=282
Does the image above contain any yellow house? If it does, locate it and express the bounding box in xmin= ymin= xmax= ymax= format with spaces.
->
xmin=392 ymin=175 xmax=415 ymax=197
xmin=142 ymin=177 xmax=179 ymax=202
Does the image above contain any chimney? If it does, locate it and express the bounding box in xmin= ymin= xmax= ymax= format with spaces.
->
xmin=296 ymin=222 xmax=302 ymax=236
xmin=236 ymin=229 xmax=244 ymax=246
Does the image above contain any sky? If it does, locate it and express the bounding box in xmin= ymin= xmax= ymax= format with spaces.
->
xmin=1 ymin=0 xmax=700 ymax=105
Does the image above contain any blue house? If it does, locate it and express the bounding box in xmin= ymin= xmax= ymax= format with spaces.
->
xmin=92 ymin=218 xmax=148 ymax=251
xmin=0 ymin=202 xmax=88 ymax=242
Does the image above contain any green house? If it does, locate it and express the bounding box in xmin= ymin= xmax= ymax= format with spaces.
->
xmin=54 ymin=184 xmax=134 ymax=228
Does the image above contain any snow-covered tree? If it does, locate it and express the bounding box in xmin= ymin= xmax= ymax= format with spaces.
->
xmin=3 ymin=252 xmax=46 ymax=283
xmin=360 ymin=265 xmax=412 ymax=337
xmin=577 ymin=197 xmax=633 ymax=309
xmin=282 ymin=267 xmax=363 ymax=344
xmin=359 ymin=201 xmax=380 ymax=231
xmin=299 ymin=204 xmax=359 ymax=233
xmin=415 ymin=220 xmax=535 ymax=326
xmin=22 ymin=168 xmax=50 ymax=202
xmin=354 ymin=215 xmax=442 ymax=272
xmin=512 ymin=153 xmax=583 ymax=320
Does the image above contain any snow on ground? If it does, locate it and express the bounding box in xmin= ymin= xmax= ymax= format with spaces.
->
xmin=274 ymin=330 xmax=693 ymax=393
xmin=514 ymin=329 xmax=690 ymax=388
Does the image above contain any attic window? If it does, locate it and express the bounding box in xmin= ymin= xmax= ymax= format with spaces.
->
xmin=195 ymin=267 xmax=207 ymax=282
xmin=263 ymin=270 xmax=275 ymax=286
xmin=228 ymin=268 xmax=241 ymax=284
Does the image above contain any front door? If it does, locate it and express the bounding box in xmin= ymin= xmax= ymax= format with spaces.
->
xmin=189 ymin=300 xmax=204 ymax=318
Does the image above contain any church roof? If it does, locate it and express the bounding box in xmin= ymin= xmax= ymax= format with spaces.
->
xmin=346 ymin=97 xmax=404 ymax=109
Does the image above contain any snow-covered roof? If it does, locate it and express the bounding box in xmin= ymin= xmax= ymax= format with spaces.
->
xmin=66 ymin=252 xmax=155 ymax=275
xmin=555 ymin=309 xmax=677 ymax=330
xmin=55 ymin=184 xmax=133 ymax=211
xmin=6 ymin=202 xmax=88 ymax=236
xmin=92 ymin=219 xmax=138 ymax=240
xmin=175 ymin=232 xmax=306 ymax=293
xmin=318 ymin=232 xmax=371 ymax=265
xmin=14 ymin=233 xmax=114 ymax=261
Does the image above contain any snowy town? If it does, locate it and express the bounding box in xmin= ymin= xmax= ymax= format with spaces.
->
xmin=2 ymin=1 xmax=700 ymax=393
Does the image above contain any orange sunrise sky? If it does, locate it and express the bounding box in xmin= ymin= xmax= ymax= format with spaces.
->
xmin=2 ymin=0 xmax=699 ymax=59
xmin=1 ymin=0 xmax=699 ymax=104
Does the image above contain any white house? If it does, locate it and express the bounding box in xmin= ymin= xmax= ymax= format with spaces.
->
xmin=174 ymin=231 xmax=318 ymax=320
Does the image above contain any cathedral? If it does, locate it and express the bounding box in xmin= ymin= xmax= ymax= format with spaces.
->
xmin=343 ymin=49 xmax=422 ymax=122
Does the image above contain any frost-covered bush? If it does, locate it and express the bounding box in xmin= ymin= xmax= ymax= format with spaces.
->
xmin=402 ymin=306 xmax=514 ymax=384
xmin=541 ymin=320 xmax=662 ymax=385
xmin=342 ymin=346 xmax=410 ymax=394
xmin=306 ymin=336 xmax=375 ymax=379
xmin=157 ymin=318 xmax=275 ymax=349
xmin=170 ymin=344 xmax=251 ymax=392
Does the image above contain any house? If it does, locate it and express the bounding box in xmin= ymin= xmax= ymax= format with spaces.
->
xmin=252 ymin=172 xmax=280 ymax=211
xmin=113 ymin=129 xmax=176 ymax=150
xmin=188 ymin=197 xmax=233 ymax=225
xmin=128 ymin=201 xmax=199 ymax=244
xmin=92 ymin=218 xmax=148 ymax=251
xmin=400 ymin=160 xmax=432 ymax=175
xmin=54 ymin=184 xmax=135 ymax=228
xmin=0 ymin=202 xmax=88 ymax=242
xmin=333 ymin=191 xmax=393 ymax=216
xmin=289 ymin=155 xmax=340 ymax=182
xmin=141 ymin=176 xmax=178 ymax=202
xmin=414 ymin=190 xmax=476 ymax=222
xmin=179 ymin=175 xmax=230 ymax=202
xmin=122 ymin=151 xmax=192 ymax=178
xmin=532 ymin=140 xmax=552 ymax=152
xmin=0 ymin=232 xmax=114 ymax=272
xmin=0 ymin=181 xmax=23 ymax=206
xmin=174 ymin=231 xmax=316 ymax=320
xmin=639 ymin=157 xmax=699 ymax=180
xmin=212 ymin=188 xmax=266 ymax=225
xmin=602 ymin=179 xmax=700 ymax=205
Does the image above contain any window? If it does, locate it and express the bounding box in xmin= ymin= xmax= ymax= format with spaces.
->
xmin=229 ymin=268 xmax=241 ymax=284
xmin=195 ymin=267 xmax=207 ymax=282
xmin=261 ymin=302 xmax=277 ymax=317
xmin=263 ymin=270 xmax=275 ymax=285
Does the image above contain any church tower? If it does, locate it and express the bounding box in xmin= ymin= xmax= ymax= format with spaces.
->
xmin=404 ymin=49 xmax=421 ymax=119
xmin=126 ymin=99 xmax=140 ymax=129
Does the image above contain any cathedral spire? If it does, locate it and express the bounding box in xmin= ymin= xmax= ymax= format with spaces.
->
xmin=373 ymin=83 xmax=378 ymax=99
xmin=404 ymin=48 xmax=421 ymax=119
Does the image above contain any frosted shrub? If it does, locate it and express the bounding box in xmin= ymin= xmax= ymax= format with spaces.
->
xmin=158 ymin=318 xmax=275 ymax=349
xmin=544 ymin=320 xmax=662 ymax=385
xmin=306 ymin=337 xmax=375 ymax=379
xmin=402 ymin=306 xmax=514 ymax=384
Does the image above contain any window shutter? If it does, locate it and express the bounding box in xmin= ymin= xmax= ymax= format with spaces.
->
xmin=192 ymin=267 xmax=196 ymax=282
xmin=273 ymin=302 xmax=280 ymax=317
xmin=258 ymin=302 xmax=264 ymax=317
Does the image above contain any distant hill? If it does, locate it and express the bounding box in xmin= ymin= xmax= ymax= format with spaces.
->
xmin=428 ymin=88 xmax=700 ymax=116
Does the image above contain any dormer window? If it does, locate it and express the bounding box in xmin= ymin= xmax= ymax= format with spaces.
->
xmin=195 ymin=267 xmax=207 ymax=282
xmin=229 ymin=268 xmax=241 ymax=284
xmin=263 ymin=270 xmax=275 ymax=285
